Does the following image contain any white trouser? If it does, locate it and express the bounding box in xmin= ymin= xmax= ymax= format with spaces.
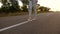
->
xmin=28 ymin=0 xmax=37 ymax=18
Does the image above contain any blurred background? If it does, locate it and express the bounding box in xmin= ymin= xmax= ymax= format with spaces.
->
xmin=0 ymin=0 xmax=59 ymax=17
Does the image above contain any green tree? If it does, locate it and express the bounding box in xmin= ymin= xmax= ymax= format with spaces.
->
xmin=0 ymin=0 xmax=20 ymax=13
xmin=21 ymin=0 xmax=29 ymax=5
xmin=0 ymin=0 xmax=7 ymax=7
xmin=39 ymin=6 xmax=50 ymax=12
xmin=9 ymin=0 xmax=20 ymax=11
xmin=20 ymin=0 xmax=28 ymax=12
xmin=21 ymin=5 xmax=28 ymax=12
xmin=20 ymin=0 xmax=29 ymax=8
xmin=37 ymin=4 xmax=40 ymax=11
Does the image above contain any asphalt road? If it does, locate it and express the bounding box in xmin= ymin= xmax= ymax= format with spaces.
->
xmin=0 ymin=12 xmax=60 ymax=34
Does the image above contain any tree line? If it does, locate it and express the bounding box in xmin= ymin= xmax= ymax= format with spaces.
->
xmin=0 ymin=0 xmax=50 ymax=13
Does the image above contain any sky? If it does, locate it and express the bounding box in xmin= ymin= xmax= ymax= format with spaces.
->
xmin=37 ymin=0 xmax=60 ymax=11
xmin=0 ymin=0 xmax=60 ymax=11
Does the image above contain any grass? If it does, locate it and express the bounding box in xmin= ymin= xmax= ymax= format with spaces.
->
xmin=0 ymin=12 xmax=28 ymax=17
xmin=0 ymin=11 xmax=52 ymax=17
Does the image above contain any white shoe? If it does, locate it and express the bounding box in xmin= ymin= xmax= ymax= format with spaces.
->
xmin=28 ymin=17 xmax=31 ymax=21
xmin=28 ymin=19 xmax=31 ymax=21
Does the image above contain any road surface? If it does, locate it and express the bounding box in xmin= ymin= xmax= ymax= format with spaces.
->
xmin=0 ymin=12 xmax=60 ymax=34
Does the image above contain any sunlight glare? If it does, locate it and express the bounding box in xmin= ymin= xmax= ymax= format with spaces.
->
xmin=38 ymin=0 xmax=60 ymax=11
xmin=18 ymin=0 xmax=23 ymax=6
xmin=0 ymin=2 xmax=3 ymax=8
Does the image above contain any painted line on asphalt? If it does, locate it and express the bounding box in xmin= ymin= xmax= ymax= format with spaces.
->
xmin=47 ymin=13 xmax=53 ymax=16
xmin=0 ymin=19 xmax=35 ymax=32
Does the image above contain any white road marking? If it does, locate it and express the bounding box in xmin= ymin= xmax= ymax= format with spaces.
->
xmin=0 ymin=19 xmax=35 ymax=32
xmin=47 ymin=13 xmax=53 ymax=16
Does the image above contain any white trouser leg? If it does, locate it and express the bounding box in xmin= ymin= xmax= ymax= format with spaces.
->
xmin=33 ymin=3 xmax=37 ymax=17
xmin=32 ymin=1 xmax=37 ymax=20
xmin=28 ymin=1 xmax=32 ymax=20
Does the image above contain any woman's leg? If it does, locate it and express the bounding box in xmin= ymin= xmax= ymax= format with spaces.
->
xmin=28 ymin=1 xmax=32 ymax=20
xmin=32 ymin=0 xmax=37 ymax=20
